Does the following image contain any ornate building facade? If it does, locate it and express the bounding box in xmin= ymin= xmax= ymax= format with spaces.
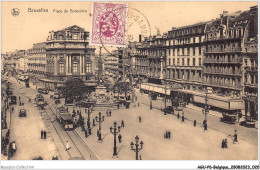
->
xmin=204 ymin=6 xmax=258 ymax=116
xmin=44 ymin=25 xmax=95 ymax=90
xmin=135 ymin=33 xmax=167 ymax=84
xmin=27 ymin=43 xmax=46 ymax=85
xmin=166 ymin=22 xmax=207 ymax=92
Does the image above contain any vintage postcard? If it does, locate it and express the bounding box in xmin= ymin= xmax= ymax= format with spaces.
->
xmin=1 ymin=0 xmax=259 ymax=169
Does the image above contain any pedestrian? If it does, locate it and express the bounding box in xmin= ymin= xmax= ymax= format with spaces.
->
xmin=12 ymin=142 xmax=16 ymax=153
xmin=81 ymin=125 xmax=85 ymax=131
xmin=19 ymin=96 xmax=20 ymax=101
xmin=182 ymin=114 xmax=184 ymax=123
xmin=85 ymin=130 xmax=88 ymax=138
xmin=165 ymin=131 xmax=168 ymax=139
xmin=109 ymin=110 xmax=112 ymax=117
xmin=177 ymin=112 xmax=180 ymax=119
xmin=102 ymin=115 xmax=105 ymax=121
xmin=234 ymin=131 xmax=238 ymax=143
xmin=118 ymin=134 xmax=122 ymax=143
xmin=139 ymin=116 xmax=142 ymax=123
xmin=161 ymin=106 xmax=162 ymax=111
xmin=225 ymin=139 xmax=228 ymax=148
xmin=117 ymin=103 xmax=120 ymax=109
xmin=204 ymin=123 xmax=207 ymax=131
xmin=221 ymin=139 xmax=225 ymax=149
xmin=121 ymin=120 xmax=124 ymax=127
xmin=93 ymin=119 xmax=95 ymax=126
xmin=10 ymin=144 xmax=13 ymax=157
xmin=97 ymin=129 xmax=99 ymax=137
xmin=41 ymin=130 xmax=43 ymax=139
xmin=43 ymin=130 xmax=46 ymax=139
xmin=66 ymin=141 xmax=70 ymax=150
xmin=194 ymin=120 xmax=196 ymax=127
xmin=106 ymin=110 xmax=108 ymax=117
xmin=168 ymin=131 xmax=171 ymax=139
xmin=12 ymin=107 xmax=14 ymax=113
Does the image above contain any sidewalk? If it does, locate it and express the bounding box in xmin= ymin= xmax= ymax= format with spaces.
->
xmin=7 ymin=76 xmax=59 ymax=160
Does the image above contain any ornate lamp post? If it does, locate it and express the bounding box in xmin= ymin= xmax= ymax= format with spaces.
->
xmin=86 ymin=107 xmax=92 ymax=135
xmin=130 ymin=135 xmax=144 ymax=160
xmin=234 ymin=110 xmax=240 ymax=142
xmin=110 ymin=121 xmax=121 ymax=157
xmin=95 ymin=112 xmax=103 ymax=141
xmin=203 ymin=87 xmax=212 ymax=131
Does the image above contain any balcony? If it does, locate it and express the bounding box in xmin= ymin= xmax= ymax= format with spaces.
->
xmin=204 ymin=36 xmax=242 ymax=42
xmin=244 ymin=66 xmax=258 ymax=72
xmin=47 ymin=38 xmax=89 ymax=42
xmin=203 ymin=59 xmax=242 ymax=64
xmin=205 ymin=47 xmax=242 ymax=53
xmin=244 ymin=82 xmax=258 ymax=88
xmin=203 ymin=71 xmax=241 ymax=77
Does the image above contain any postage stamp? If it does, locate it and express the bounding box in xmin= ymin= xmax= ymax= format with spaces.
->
xmin=90 ymin=2 xmax=127 ymax=47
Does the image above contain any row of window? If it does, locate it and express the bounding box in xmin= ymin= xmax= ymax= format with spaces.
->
xmin=58 ymin=63 xmax=91 ymax=74
xmin=167 ymin=47 xmax=202 ymax=56
xmin=168 ymin=57 xmax=202 ymax=66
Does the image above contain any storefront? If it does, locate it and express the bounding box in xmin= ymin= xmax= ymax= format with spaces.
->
xmin=39 ymin=78 xmax=64 ymax=91
xmin=176 ymin=89 xmax=244 ymax=112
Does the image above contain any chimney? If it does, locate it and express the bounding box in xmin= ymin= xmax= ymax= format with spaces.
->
xmin=220 ymin=11 xmax=228 ymax=18
xmin=139 ymin=34 xmax=142 ymax=43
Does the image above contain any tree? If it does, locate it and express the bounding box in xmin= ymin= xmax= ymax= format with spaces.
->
xmin=62 ymin=78 xmax=90 ymax=101
xmin=113 ymin=82 xmax=131 ymax=99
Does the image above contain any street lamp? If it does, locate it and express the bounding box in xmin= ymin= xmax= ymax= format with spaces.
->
xmin=110 ymin=121 xmax=121 ymax=157
xmin=95 ymin=112 xmax=103 ymax=141
xmin=130 ymin=135 xmax=144 ymax=160
xmin=234 ymin=110 xmax=240 ymax=143
xmin=203 ymin=87 xmax=212 ymax=131
xmin=86 ymin=107 xmax=92 ymax=135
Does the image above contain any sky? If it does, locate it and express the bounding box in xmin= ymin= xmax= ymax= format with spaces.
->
xmin=1 ymin=1 xmax=258 ymax=53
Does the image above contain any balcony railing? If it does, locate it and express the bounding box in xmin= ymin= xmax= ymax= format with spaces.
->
xmin=203 ymin=58 xmax=242 ymax=64
xmin=205 ymin=47 xmax=242 ymax=53
xmin=204 ymin=36 xmax=242 ymax=42
xmin=244 ymin=66 xmax=258 ymax=72
xmin=203 ymin=71 xmax=241 ymax=76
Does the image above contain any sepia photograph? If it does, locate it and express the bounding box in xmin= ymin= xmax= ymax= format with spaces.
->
xmin=1 ymin=0 xmax=259 ymax=169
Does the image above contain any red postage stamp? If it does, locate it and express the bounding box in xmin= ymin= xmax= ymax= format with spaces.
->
xmin=90 ymin=2 xmax=127 ymax=47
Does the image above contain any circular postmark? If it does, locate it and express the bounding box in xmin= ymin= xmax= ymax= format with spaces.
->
xmin=98 ymin=6 xmax=151 ymax=56
xmin=11 ymin=8 xmax=20 ymax=17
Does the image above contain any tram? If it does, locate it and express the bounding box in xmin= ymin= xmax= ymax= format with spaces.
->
xmin=36 ymin=94 xmax=45 ymax=110
xmin=56 ymin=106 xmax=74 ymax=130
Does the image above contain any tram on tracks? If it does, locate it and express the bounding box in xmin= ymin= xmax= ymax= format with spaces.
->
xmin=35 ymin=94 xmax=46 ymax=110
xmin=56 ymin=106 xmax=74 ymax=130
